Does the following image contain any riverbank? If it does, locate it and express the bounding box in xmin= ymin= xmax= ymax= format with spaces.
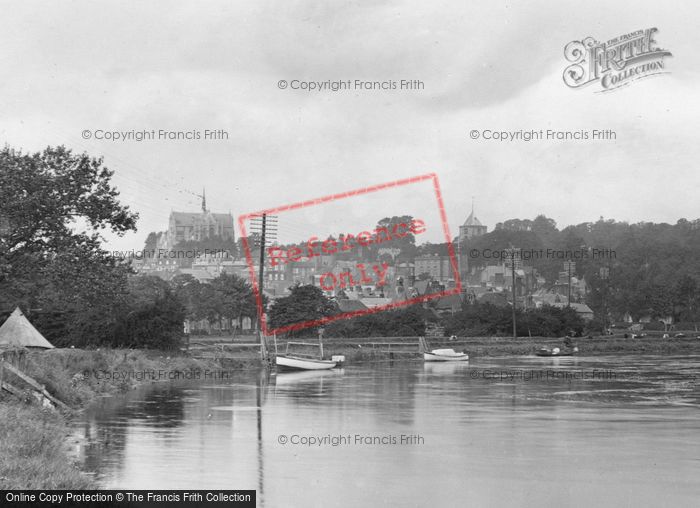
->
xmin=312 ymin=334 xmax=700 ymax=361
xmin=0 ymin=348 xmax=224 ymax=489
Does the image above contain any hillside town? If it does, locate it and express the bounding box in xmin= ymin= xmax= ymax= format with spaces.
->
xmin=127 ymin=193 xmax=610 ymax=335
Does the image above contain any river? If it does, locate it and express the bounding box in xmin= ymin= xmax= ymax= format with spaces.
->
xmin=71 ymin=355 xmax=700 ymax=507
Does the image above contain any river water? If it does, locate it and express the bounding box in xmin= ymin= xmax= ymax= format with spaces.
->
xmin=71 ymin=355 xmax=700 ymax=507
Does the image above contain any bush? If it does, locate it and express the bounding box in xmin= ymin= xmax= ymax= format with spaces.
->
xmin=325 ymin=304 xmax=433 ymax=338
xmin=443 ymin=303 xmax=585 ymax=337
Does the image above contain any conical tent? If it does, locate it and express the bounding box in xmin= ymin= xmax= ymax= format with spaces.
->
xmin=0 ymin=307 xmax=54 ymax=349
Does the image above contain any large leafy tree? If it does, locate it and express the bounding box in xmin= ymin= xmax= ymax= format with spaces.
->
xmin=0 ymin=145 xmax=138 ymax=343
xmin=209 ymin=272 xmax=257 ymax=329
xmin=114 ymin=275 xmax=186 ymax=349
xmin=267 ymin=284 xmax=338 ymax=336
xmin=170 ymin=272 xmax=259 ymax=333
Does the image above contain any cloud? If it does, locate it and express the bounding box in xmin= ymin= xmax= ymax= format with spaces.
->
xmin=0 ymin=0 xmax=697 ymax=253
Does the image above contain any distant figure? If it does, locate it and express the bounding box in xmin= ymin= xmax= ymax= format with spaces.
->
xmin=449 ymin=335 xmax=457 ymax=342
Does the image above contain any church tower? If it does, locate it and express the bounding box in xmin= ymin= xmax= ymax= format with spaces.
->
xmin=459 ymin=198 xmax=487 ymax=242
xmin=458 ymin=199 xmax=488 ymax=279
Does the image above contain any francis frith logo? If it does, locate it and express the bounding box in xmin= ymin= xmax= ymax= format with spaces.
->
xmin=563 ymin=28 xmax=672 ymax=91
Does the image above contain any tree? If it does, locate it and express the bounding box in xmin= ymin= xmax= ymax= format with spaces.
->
xmin=144 ymin=231 xmax=162 ymax=252
xmin=209 ymin=273 xmax=257 ymax=331
xmin=373 ymin=215 xmax=418 ymax=261
xmin=267 ymin=284 xmax=338 ymax=336
xmin=170 ymin=274 xmax=204 ymax=320
xmin=114 ymin=275 xmax=186 ymax=349
xmin=0 ymin=146 xmax=137 ymax=267
xmin=0 ymin=145 xmax=139 ymax=345
xmin=324 ymin=304 xmax=432 ymax=338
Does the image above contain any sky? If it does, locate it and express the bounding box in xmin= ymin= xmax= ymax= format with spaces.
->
xmin=1 ymin=0 xmax=698 ymax=251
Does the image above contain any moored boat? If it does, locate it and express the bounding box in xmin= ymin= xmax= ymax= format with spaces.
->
xmin=273 ymin=333 xmax=338 ymax=371
xmin=419 ymin=337 xmax=469 ymax=362
xmin=423 ymin=348 xmax=469 ymax=362
xmin=275 ymin=355 xmax=337 ymax=370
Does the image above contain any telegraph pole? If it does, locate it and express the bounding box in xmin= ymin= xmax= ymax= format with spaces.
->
xmin=600 ymin=266 xmax=610 ymax=333
xmin=249 ymin=214 xmax=278 ymax=332
xmin=257 ymin=213 xmax=267 ymax=300
xmin=564 ymin=261 xmax=576 ymax=307
xmin=509 ymin=247 xmax=518 ymax=339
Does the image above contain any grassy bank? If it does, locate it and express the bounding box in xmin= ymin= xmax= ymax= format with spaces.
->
xmin=0 ymin=403 xmax=93 ymax=489
xmin=0 ymin=348 xmax=229 ymax=489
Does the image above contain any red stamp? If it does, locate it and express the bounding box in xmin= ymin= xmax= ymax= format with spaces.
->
xmin=238 ymin=173 xmax=460 ymax=335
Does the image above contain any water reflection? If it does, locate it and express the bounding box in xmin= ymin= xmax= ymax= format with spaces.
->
xmin=73 ymin=356 xmax=700 ymax=506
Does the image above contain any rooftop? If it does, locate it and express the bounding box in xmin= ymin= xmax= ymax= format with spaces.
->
xmin=462 ymin=210 xmax=484 ymax=227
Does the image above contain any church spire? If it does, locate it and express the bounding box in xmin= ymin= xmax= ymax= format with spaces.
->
xmin=202 ymin=187 xmax=207 ymax=212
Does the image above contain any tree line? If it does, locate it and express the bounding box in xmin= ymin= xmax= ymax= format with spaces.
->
xmin=464 ymin=215 xmax=700 ymax=325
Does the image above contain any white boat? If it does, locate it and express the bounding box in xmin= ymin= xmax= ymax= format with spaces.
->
xmin=274 ymin=335 xmax=337 ymax=371
xmin=423 ymin=348 xmax=469 ymax=362
xmin=419 ymin=337 xmax=469 ymax=362
xmin=275 ymin=355 xmax=337 ymax=371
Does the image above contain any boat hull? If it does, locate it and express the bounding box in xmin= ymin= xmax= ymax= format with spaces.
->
xmin=423 ymin=351 xmax=469 ymax=362
xmin=276 ymin=355 xmax=337 ymax=371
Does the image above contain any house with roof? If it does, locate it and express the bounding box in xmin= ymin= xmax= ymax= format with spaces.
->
xmin=414 ymin=254 xmax=454 ymax=283
xmin=336 ymin=299 xmax=369 ymax=313
xmin=433 ymin=294 xmax=463 ymax=315
xmin=551 ymin=302 xmax=595 ymax=321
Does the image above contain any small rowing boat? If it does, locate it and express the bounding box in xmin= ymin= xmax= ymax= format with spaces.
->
xmin=274 ymin=332 xmax=337 ymax=371
xmin=423 ymin=348 xmax=469 ymax=362
xmin=419 ymin=337 xmax=469 ymax=362
xmin=275 ymin=355 xmax=337 ymax=370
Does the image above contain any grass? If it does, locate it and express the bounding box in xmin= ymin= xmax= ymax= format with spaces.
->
xmin=21 ymin=348 xmax=228 ymax=407
xmin=0 ymin=402 xmax=93 ymax=489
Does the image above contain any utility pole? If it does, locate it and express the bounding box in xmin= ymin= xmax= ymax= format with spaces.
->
xmin=509 ymin=247 xmax=518 ymax=339
xmin=249 ymin=214 xmax=278 ymax=332
xmin=564 ymin=261 xmax=576 ymax=307
xmin=257 ymin=213 xmax=267 ymax=301
xmin=600 ymin=266 xmax=610 ymax=333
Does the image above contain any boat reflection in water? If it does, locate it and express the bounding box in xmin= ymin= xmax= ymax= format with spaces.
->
xmin=274 ymin=368 xmax=345 ymax=385
xmin=422 ymin=361 xmax=469 ymax=375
